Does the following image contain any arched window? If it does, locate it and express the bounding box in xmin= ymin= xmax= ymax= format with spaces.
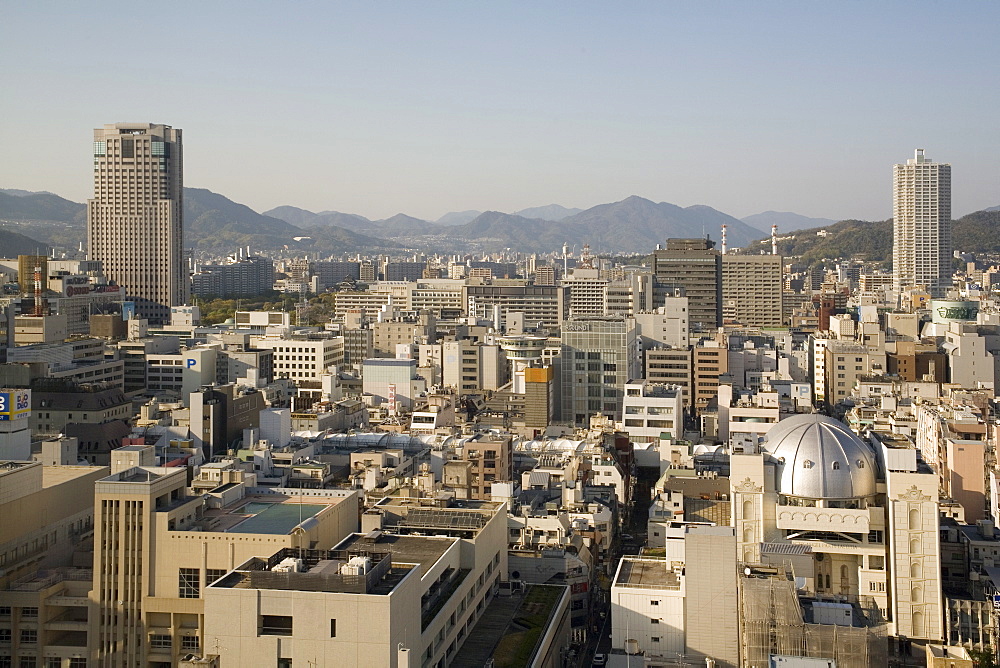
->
xmin=743 ymin=499 xmax=754 ymax=520
xmin=802 ymin=459 xmax=814 ymax=469
xmin=912 ymin=611 xmax=924 ymax=636
xmin=910 ymin=538 xmax=920 ymax=554
xmin=908 ymin=508 xmax=920 ymax=530
xmin=743 ymin=526 xmax=754 ymax=543
xmin=910 ymin=562 xmax=921 ymax=579
xmin=832 ymin=461 xmax=841 ymax=470
xmin=840 ymin=565 xmax=849 ymax=585
xmin=911 ymin=585 xmax=922 ymax=603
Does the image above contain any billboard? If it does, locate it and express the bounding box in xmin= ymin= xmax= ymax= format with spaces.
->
xmin=0 ymin=389 xmax=30 ymax=421
xmin=122 ymin=301 xmax=136 ymax=321
xmin=931 ymin=300 xmax=979 ymax=324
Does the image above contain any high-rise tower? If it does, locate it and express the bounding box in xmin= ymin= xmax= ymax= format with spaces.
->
xmin=892 ymin=149 xmax=951 ymax=298
xmin=87 ymin=123 xmax=187 ymax=324
xmin=652 ymin=238 xmax=722 ymax=331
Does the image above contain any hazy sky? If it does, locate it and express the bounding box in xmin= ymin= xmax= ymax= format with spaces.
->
xmin=3 ymin=2 xmax=998 ymax=222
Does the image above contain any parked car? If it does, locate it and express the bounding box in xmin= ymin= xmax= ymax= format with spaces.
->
xmin=621 ymin=533 xmax=635 ymax=542
xmin=593 ymin=653 xmax=607 ymax=666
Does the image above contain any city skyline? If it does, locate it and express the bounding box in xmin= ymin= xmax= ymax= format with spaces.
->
xmin=2 ymin=3 xmax=999 ymax=222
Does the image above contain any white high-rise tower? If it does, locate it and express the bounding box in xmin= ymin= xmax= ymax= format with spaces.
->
xmin=88 ymin=123 xmax=187 ymax=324
xmin=892 ymin=149 xmax=951 ymax=298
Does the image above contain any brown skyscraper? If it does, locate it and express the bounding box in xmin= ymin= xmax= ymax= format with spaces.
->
xmin=87 ymin=123 xmax=187 ymax=324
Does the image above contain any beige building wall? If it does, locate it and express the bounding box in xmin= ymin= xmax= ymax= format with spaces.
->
xmin=89 ymin=466 xmax=360 ymax=667
xmin=87 ymin=123 xmax=187 ymax=324
xmin=886 ymin=468 xmax=944 ymax=641
xmin=0 ymin=463 xmax=107 ymax=589
xmin=722 ymin=254 xmax=784 ymax=328
xmin=204 ymin=499 xmax=508 ymax=668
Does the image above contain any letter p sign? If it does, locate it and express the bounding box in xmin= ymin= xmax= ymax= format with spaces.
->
xmin=186 ymin=358 xmax=197 ymax=369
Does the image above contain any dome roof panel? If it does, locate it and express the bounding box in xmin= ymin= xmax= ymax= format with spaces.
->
xmin=761 ymin=414 xmax=876 ymax=499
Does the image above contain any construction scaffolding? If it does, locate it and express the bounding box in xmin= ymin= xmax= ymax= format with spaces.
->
xmin=740 ymin=571 xmax=888 ymax=668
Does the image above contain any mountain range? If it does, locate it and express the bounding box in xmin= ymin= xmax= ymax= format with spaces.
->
xmin=3 ymin=184 xmax=998 ymax=259
xmin=264 ymin=195 xmax=765 ymax=253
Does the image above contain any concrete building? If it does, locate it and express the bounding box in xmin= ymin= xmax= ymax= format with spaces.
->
xmin=722 ymin=254 xmax=784 ymax=327
xmin=823 ymin=341 xmax=887 ymax=406
xmin=731 ymin=414 xmax=944 ymax=642
xmin=87 ymin=123 xmax=187 ymax=324
xmin=621 ymin=380 xmax=684 ymax=444
xmin=0 ymin=461 xmax=108 ymax=666
xmin=251 ymin=335 xmax=345 ymax=384
xmin=30 ymin=381 xmax=130 ymax=436
xmin=893 ymin=149 xmax=952 ymax=298
xmin=560 ymin=317 xmax=640 ymax=427
xmin=90 ymin=463 xmax=360 ymax=667
xmin=693 ymin=335 xmax=728 ymax=415
xmin=652 ymin=238 xmax=722 ymax=331
xmin=644 ymin=346 xmax=692 ymax=408
xmin=362 ymin=358 xmax=425 ymax=411
xmin=311 ymin=261 xmax=361 ymax=287
xmin=610 ymin=526 xmax=739 ymax=666
xmin=145 ymin=346 xmax=219 ymax=400
xmin=202 ymin=496 xmax=508 ymax=668
xmin=439 ymin=340 xmax=508 ymax=393
xmin=464 ymin=282 xmax=567 ymax=331
xmin=191 ymin=255 xmax=275 ymax=297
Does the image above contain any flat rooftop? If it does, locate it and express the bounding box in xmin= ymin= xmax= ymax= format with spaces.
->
xmin=615 ymin=558 xmax=681 ymax=590
xmin=212 ymin=534 xmax=454 ymax=595
xmin=336 ymin=532 xmax=455 ymax=576
xmin=198 ymin=495 xmax=338 ymax=534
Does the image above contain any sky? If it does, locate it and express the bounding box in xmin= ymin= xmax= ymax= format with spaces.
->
xmin=2 ymin=2 xmax=998 ymax=222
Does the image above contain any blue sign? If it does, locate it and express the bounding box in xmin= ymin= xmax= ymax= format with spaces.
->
xmin=0 ymin=390 xmax=30 ymax=420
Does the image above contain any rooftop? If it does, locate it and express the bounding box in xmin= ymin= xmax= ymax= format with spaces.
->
xmin=196 ymin=495 xmax=342 ymax=534
xmin=454 ymin=584 xmax=567 ymax=668
xmin=614 ymin=557 xmax=681 ymax=590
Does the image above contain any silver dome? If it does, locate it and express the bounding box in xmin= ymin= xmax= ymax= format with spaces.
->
xmin=762 ymin=414 xmax=877 ymax=499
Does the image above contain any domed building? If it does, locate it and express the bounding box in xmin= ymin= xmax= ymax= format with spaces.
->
xmin=729 ymin=413 xmax=943 ymax=642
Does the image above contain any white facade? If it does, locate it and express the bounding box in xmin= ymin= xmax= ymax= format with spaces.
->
xmin=621 ymin=380 xmax=684 ymax=443
xmin=251 ymin=335 xmax=345 ymax=383
xmin=893 ymin=149 xmax=952 ymax=298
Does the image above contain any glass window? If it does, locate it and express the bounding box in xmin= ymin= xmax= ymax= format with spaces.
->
xmin=261 ymin=615 xmax=293 ymax=636
xmin=179 ymin=568 xmax=200 ymax=598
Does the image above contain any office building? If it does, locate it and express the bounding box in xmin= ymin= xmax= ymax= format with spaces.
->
xmin=893 ymin=149 xmax=952 ymax=298
xmin=652 ymin=238 xmax=722 ymax=330
xmin=0 ymin=461 xmax=108 ymax=666
xmin=87 ymin=123 xmax=187 ymax=324
xmin=311 ymin=261 xmax=361 ymax=288
xmin=90 ymin=461 xmax=360 ymax=667
xmin=202 ymin=496 xmax=511 ymax=668
xmin=560 ymin=316 xmax=640 ymax=426
xmin=721 ymin=254 xmax=784 ymax=327
xmin=464 ymin=282 xmax=567 ymax=331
